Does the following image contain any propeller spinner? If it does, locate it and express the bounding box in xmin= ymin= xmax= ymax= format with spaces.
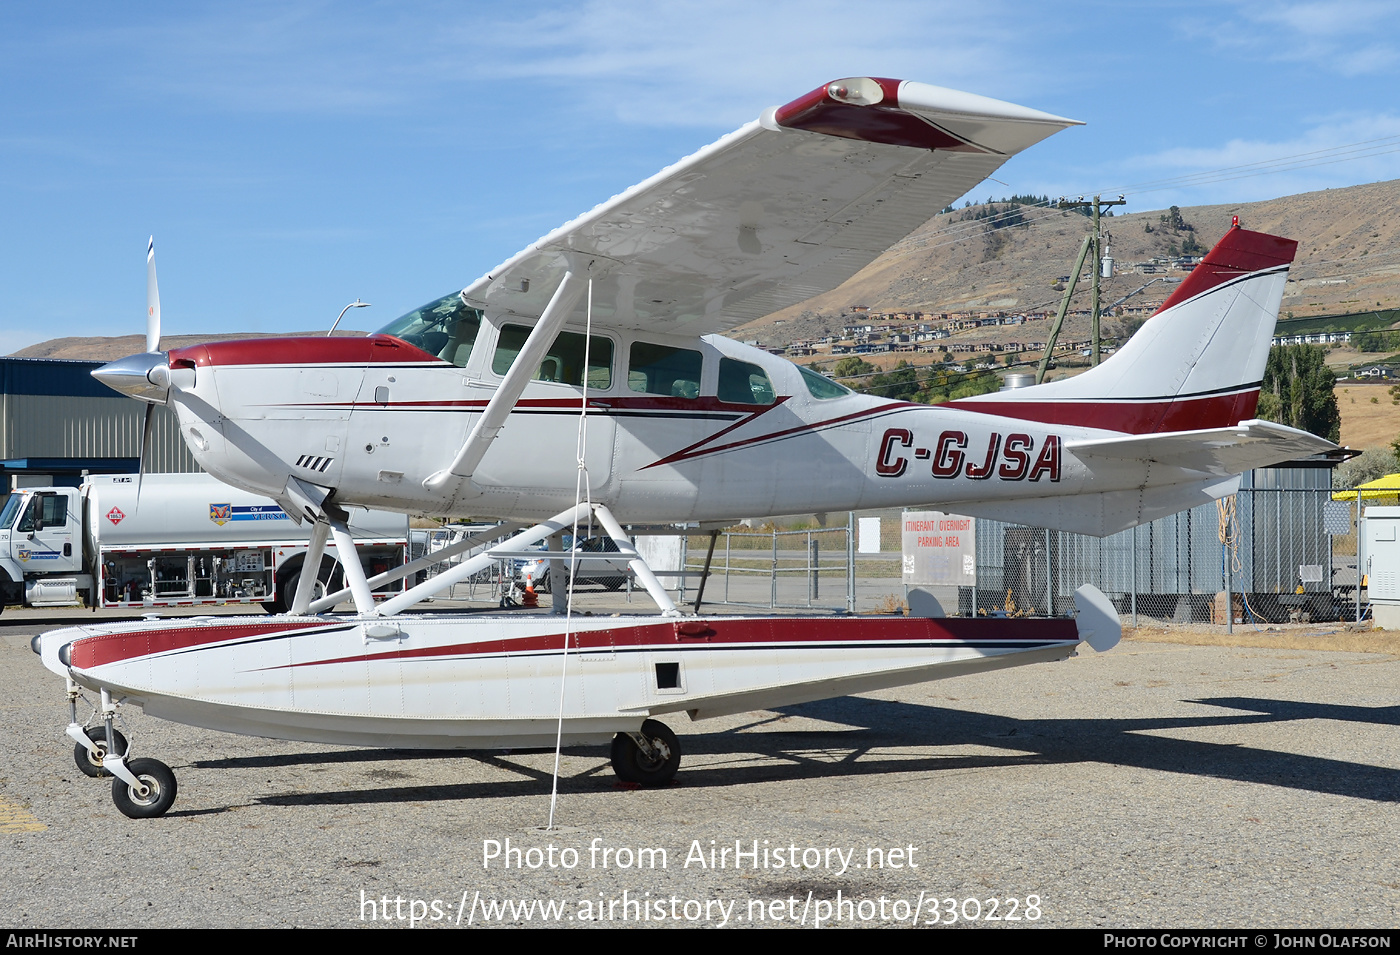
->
xmin=90 ymin=237 xmax=174 ymax=506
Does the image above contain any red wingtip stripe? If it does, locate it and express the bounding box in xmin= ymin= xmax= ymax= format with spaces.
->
xmin=774 ymin=77 xmax=984 ymax=152
xmin=1153 ymin=229 xmax=1298 ymax=316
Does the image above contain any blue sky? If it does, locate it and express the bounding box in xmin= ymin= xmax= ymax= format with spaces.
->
xmin=3 ymin=1 xmax=1399 ymax=352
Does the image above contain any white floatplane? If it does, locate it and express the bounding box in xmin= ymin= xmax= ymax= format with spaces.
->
xmin=37 ymin=77 xmax=1335 ymax=817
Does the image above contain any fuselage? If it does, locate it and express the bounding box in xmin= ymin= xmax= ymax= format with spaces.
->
xmin=159 ymin=306 xmax=1217 ymax=525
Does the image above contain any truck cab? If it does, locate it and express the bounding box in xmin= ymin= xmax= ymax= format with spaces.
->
xmin=0 ymin=487 xmax=86 ymax=607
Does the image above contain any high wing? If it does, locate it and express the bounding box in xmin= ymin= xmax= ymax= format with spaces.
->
xmin=461 ymin=77 xmax=1081 ymax=334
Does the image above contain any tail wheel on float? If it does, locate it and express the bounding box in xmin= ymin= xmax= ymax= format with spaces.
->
xmin=74 ymin=726 xmax=128 ymax=778
xmin=111 ymin=758 xmax=177 ymax=819
xmin=610 ymin=719 xmax=681 ymax=786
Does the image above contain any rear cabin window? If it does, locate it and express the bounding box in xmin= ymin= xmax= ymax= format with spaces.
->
xmin=492 ymin=326 xmax=613 ymax=389
xmin=717 ymin=358 xmax=776 ymax=405
xmin=799 ymin=365 xmax=851 ymax=400
xmin=628 ymin=343 xmax=702 ymax=398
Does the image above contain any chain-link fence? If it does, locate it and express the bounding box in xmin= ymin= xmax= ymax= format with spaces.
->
xmin=407 ymin=468 xmax=1373 ymax=624
xmin=963 ymin=466 xmax=1365 ymax=624
xmin=681 ymin=525 xmax=859 ymax=612
xmin=677 ymin=466 xmax=1371 ymax=625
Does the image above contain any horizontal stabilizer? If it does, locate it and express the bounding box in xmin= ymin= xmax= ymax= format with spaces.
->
xmin=953 ymin=476 xmax=1242 ymax=538
xmin=1066 ymin=419 xmax=1337 ymax=476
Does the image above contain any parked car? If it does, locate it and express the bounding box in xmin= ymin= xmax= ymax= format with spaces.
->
xmin=516 ymin=536 xmax=631 ymax=592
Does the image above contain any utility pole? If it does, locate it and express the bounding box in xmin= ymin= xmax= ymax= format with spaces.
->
xmin=1035 ymin=234 xmax=1091 ymax=385
xmin=1057 ymin=194 xmax=1126 ymax=365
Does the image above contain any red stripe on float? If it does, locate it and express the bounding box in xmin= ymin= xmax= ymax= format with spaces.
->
xmin=70 ymin=622 xmax=340 ymax=669
xmin=282 ymin=616 xmax=1081 ymax=669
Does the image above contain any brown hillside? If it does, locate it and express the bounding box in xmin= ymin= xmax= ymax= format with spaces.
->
xmin=12 ymin=330 xmax=370 ymax=362
xmin=736 ymin=179 xmax=1400 ymax=347
xmin=1337 ymin=383 xmax=1400 ymax=450
xmin=13 ymin=180 xmax=1400 ymax=363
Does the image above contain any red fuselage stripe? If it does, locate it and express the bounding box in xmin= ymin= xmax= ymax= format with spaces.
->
xmin=947 ymin=388 xmax=1261 ymax=434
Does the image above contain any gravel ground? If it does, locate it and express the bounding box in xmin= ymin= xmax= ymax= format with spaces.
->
xmin=3 ymin=608 xmax=1398 ymax=930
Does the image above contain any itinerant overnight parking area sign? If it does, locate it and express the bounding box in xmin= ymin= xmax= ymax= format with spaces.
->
xmin=902 ymin=510 xmax=976 ymax=587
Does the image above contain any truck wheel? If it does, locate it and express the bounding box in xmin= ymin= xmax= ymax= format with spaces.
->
xmin=266 ymin=558 xmax=337 ymax=614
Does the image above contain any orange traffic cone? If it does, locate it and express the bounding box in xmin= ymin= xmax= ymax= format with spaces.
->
xmin=521 ymin=581 xmax=539 ymax=608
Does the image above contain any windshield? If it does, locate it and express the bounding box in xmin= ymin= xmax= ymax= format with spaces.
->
xmin=376 ymin=292 xmax=483 ymax=368
xmin=0 ymin=493 xmax=22 ymax=531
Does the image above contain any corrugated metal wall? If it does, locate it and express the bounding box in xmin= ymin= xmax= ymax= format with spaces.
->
xmin=972 ymin=465 xmax=1337 ymax=614
xmin=1 ymin=358 xmax=199 ymax=473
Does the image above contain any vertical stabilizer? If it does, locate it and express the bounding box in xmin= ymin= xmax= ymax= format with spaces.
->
xmin=950 ymin=226 xmax=1298 ymax=434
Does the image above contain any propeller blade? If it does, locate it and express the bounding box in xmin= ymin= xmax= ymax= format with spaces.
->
xmin=135 ymin=403 xmax=155 ymax=512
xmin=146 ymin=236 xmax=161 ymax=353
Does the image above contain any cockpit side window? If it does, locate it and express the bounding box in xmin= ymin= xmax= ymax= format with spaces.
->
xmin=491 ymin=326 xmax=614 ymax=388
xmin=717 ymin=358 xmax=776 ymax=405
xmin=376 ymin=293 xmax=483 ymax=368
xmin=628 ymin=343 xmax=702 ymax=398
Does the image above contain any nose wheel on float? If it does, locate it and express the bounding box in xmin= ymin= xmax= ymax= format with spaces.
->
xmin=64 ymin=680 xmax=178 ymax=819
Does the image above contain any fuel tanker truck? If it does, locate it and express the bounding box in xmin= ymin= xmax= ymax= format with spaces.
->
xmin=0 ymin=473 xmax=409 ymax=612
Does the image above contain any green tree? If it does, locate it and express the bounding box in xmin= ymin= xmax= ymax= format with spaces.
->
xmin=831 ymin=356 xmax=877 ymax=381
xmin=864 ymin=361 xmax=921 ymax=401
xmin=1336 ymin=446 xmax=1400 ymax=488
xmin=1255 ymin=345 xmax=1341 ymax=442
xmin=1353 ymin=330 xmax=1397 ymax=352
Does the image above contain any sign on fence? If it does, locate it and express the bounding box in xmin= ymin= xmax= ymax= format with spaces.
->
xmin=858 ymin=517 xmax=882 ymax=554
xmin=902 ymin=510 xmax=976 ymax=586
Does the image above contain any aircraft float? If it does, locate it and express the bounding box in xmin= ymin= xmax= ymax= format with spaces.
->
xmin=34 ymin=77 xmax=1335 ymax=818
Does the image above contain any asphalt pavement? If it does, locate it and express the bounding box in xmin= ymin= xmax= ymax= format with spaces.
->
xmin=3 ymin=606 xmax=1398 ymax=929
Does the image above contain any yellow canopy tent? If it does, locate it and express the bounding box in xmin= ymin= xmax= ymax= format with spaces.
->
xmin=1332 ymin=472 xmax=1400 ymax=502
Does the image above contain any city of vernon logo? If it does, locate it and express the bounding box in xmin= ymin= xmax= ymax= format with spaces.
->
xmin=209 ymin=503 xmax=232 ymax=526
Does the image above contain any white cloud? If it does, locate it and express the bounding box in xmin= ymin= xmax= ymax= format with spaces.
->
xmin=1197 ymin=1 xmax=1400 ymax=76
xmin=1087 ymin=113 xmax=1400 ymax=208
xmin=468 ymin=0 xmax=1032 ymax=127
xmin=11 ymin=1 xmax=1050 ymax=128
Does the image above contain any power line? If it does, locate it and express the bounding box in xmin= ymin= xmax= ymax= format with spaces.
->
xmin=1093 ymin=135 xmax=1400 ymax=200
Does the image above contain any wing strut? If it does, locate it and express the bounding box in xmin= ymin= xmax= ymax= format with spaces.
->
xmin=326 ymin=508 xmax=378 ymax=614
xmin=424 ymin=267 xmax=589 ymax=492
xmin=305 ymin=520 xmax=528 ymax=614
xmin=289 ymin=518 xmax=331 ymax=614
